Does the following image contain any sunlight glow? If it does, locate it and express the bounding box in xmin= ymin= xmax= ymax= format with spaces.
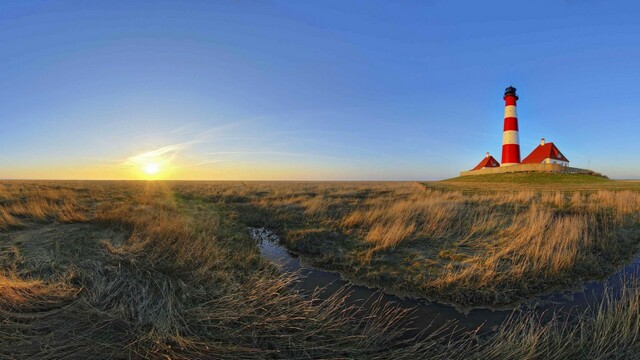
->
xmin=144 ymin=163 xmax=160 ymax=175
xmin=119 ymin=145 xmax=185 ymax=179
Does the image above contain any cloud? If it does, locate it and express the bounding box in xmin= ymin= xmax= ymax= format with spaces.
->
xmin=116 ymin=122 xmax=240 ymax=165
xmin=121 ymin=143 xmax=191 ymax=167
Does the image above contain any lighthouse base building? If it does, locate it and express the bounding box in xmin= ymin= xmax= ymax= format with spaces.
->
xmin=461 ymin=86 xmax=597 ymax=177
xmin=521 ymin=138 xmax=569 ymax=166
xmin=472 ymin=152 xmax=500 ymax=170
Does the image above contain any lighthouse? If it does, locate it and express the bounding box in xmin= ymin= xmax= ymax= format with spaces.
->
xmin=461 ymin=85 xmax=585 ymax=176
xmin=501 ymin=86 xmax=521 ymax=166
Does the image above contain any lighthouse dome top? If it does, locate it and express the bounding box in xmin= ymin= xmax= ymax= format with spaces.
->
xmin=504 ymin=85 xmax=518 ymax=100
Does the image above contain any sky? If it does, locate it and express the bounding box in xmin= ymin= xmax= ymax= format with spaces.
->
xmin=1 ymin=1 xmax=639 ymax=180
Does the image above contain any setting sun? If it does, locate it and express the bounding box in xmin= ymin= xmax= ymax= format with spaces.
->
xmin=144 ymin=163 xmax=160 ymax=175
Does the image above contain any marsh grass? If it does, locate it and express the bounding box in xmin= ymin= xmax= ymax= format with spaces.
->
xmin=176 ymin=180 xmax=640 ymax=305
xmin=0 ymin=181 xmax=458 ymax=359
xmin=0 ymin=182 xmax=88 ymax=229
xmin=479 ymin=276 xmax=640 ymax=360
xmin=2 ymin=180 xmax=640 ymax=359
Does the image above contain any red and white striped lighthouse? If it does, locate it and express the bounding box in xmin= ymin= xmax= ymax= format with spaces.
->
xmin=501 ymin=86 xmax=521 ymax=166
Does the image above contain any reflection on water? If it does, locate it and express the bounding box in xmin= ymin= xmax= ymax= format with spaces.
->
xmin=250 ymin=227 xmax=640 ymax=337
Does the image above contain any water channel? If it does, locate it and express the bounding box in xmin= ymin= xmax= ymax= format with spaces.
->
xmin=250 ymin=227 xmax=639 ymax=337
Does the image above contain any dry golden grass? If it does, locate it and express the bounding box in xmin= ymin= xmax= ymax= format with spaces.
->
xmin=3 ymin=180 xmax=640 ymax=358
xmin=342 ymin=190 xmax=461 ymax=250
xmin=433 ymin=204 xmax=593 ymax=290
xmin=0 ymin=181 xmax=453 ymax=359
xmin=480 ymin=276 xmax=640 ymax=360
xmin=174 ymin=180 xmax=640 ymax=305
xmin=0 ymin=182 xmax=87 ymax=229
xmin=0 ymin=274 xmax=77 ymax=311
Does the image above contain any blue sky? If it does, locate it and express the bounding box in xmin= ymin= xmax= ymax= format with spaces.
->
xmin=1 ymin=1 xmax=639 ymax=180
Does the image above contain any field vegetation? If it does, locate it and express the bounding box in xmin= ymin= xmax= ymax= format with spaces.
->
xmin=175 ymin=176 xmax=640 ymax=306
xmin=0 ymin=181 xmax=448 ymax=359
xmin=2 ymin=178 xmax=640 ymax=359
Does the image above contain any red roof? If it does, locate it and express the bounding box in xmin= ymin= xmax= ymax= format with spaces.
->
xmin=472 ymin=155 xmax=500 ymax=170
xmin=522 ymin=142 xmax=569 ymax=164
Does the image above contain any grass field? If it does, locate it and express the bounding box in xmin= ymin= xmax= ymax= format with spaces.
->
xmin=176 ymin=175 xmax=640 ymax=306
xmin=0 ymin=181 xmax=445 ymax=359
xmin=2 ymin=177 xmax=640 ymax=359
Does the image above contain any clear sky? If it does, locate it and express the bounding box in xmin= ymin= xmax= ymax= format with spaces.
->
xmin=1 ymin=1 xmax=639 ymax=180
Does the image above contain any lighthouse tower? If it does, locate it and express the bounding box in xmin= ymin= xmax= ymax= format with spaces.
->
xmin=501 ymin=86 xmax=521 ymax=166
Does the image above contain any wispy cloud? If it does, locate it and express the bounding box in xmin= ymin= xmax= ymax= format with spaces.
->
xmin=110 ymin=122 xmax=243 ymax=167
xmin=121 ymin=143 xmax=191 ymax=166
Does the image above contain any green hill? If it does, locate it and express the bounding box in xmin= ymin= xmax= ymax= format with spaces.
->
xmin=443 ymin=172 xmax=610 ymax=184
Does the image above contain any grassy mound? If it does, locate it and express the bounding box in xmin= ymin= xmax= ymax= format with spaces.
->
xmin=443 ymin=172 xmax=610 ymax=184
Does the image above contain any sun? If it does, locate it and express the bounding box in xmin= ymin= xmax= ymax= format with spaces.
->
xmin=125 ymin=148 xmax=175 ymax=179
xmin=143 ymin=162 xmax=160 ymax=175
